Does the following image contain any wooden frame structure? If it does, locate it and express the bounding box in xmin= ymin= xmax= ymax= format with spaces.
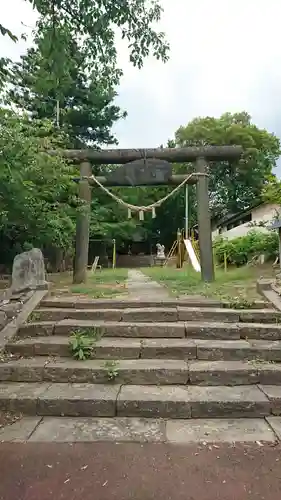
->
xmin=49 ymin=145 xmax=242 ymax=284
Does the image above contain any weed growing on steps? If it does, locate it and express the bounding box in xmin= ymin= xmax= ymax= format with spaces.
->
xmin=104 ymin=360 xmax=119 ymax=381
xmin=27 ymin=311 xmax=41 ymax=323
xmin=69 ymin=332 xmax=93 ymax=360
xmin=249 ymin=357 xmax=276 ymax=366
xmin=68 ymin=327 xmax=102 ymax=361
xmin=220 ymin=294 xmax=255 ymax=309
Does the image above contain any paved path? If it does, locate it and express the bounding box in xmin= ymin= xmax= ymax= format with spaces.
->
xmin=127 ymin=270 xmax=169 ymax=300
xmin=1 ymin=442 xmax=281 ymax=500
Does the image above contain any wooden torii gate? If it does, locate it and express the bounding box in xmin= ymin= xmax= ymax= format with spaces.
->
xmin=49 ymin=146 xmax=242 ymax=284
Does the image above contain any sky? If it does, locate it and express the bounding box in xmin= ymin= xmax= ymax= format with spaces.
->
xmin=2 ymin=0 xmax=281 ymax=171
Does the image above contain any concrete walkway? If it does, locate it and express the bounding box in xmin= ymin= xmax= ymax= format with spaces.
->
xmin=127 ymin=270 xmax=169 ymax=300
xmin=1 ymin=442 xmax=281 ymax=500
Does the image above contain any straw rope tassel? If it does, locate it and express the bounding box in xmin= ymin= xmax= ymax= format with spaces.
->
xmin=84 ymin=173 xmax=206 ymax=217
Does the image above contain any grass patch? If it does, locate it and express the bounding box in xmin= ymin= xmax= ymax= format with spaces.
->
xmin=142 ymin=264 xmax=276 ymax=301
xmin=50 ymin=268 xmax=128 ymax=298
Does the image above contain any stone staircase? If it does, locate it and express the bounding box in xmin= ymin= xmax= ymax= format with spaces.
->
xmin=2 ymin=296 xmax=281 ymax=442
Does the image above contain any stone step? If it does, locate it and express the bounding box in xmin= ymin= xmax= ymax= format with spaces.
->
xmin=7 ymin=336 xmax=281 ymax=362
xmin=0 ymin=382 xmax=279 ymax=419
xmin=41 ymin=297 xmax=270 ymax=310
xmin=19 ymin=320 xmax=186 ymax=338
xmin=41 ymin=298 xmax=224 ymax=309
xmin=32 ymin=306 xmax=281 ymax=324
xmin=7 ymin=336 xmax=144 ymax=359
xmin=2 ymin=358 xmax=281 ymax=385
xmin=0 ymin=357 xmax=189 ymax=385
xmin=18 ymin=319 xmax=281 ymax=340
xmin=0 ymin=416 xmax=279 ymax=443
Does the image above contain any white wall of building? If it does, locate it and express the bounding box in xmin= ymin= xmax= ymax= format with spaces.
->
xmin=212 ymin=203 xmax=281 ymax=240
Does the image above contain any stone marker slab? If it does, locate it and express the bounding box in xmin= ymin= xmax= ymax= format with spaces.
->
xmin=189 ymin=360 xmax=259 ymax=386
xmin=178 ymin=307 xmax=240 ymax=323
xmin=166 ymin=418 xmax=276 ymax=443
xmin=11 ymin=248 xmax=47 ymax=293
xmin=185 ymin=322 xmax=240 ymax=340
xmin=142 ymin=338 xmax=197 ymax=359
xmin=0 ymin=417 xmax=42 ymax=442
xmin=259 ymin=385 xmax=281 ymax=415
xmin=29 ymin=417 xmax=166 ymax=442
xmin=122 ymin=307 xmax=178 ymax=323
xmin=38 ymin=383 xmax=120 ymax=417
xmin=117 ymin=385 xmax=192 ymax=418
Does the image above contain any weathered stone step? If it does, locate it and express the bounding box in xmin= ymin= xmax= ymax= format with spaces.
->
xmin=7 ymin=336 xmax=143 ymax=359
xmin=41 ymin=298 xmax=224 ymax=309
xmin=2 ymin=358 xmax=281 ymax=385
xmin=0 ymin=416 xmax=278 ymax=443
xmin=117 ymin=384 xmax=273 ymax=418
xmin=189 ymin=360 xmax=281 ymax=385
xmin=0 ymin=358 xmax=189 ymax=384
xmin=32 ymin=306 xmax=281 ymax=324
xmin=7 ymin=336 xmax=281 ymax=362
xmin=0 ymin=382 xmax=278 ymax=419
xmin=19 ymin=319 xmax=281 ymax=340
xmin=19 ymin=320 xmax=186 ymax=338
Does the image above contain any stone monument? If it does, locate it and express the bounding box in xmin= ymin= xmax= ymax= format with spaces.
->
xmin=156 ymin=243 xmax=165 ymax=259
xmin=11 ymin=248 xmax=48 ymax=293
xmin=155 ymin=243 xmax=166 ymax=267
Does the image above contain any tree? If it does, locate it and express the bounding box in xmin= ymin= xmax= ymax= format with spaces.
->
xmin=174 ymin=112 xmax=281 ymax=216
xmin=1 ymin=0 xmax=169 ymax=87
xmin=8 ymin=22 xmax=125 ymax=147
xmin=4 ymin=0 xmax=170 ymax=144
xmin=1 ymin=1 xmax=170 ymax=260
xmin=0 ymin=24 xmax=17 ymax=90
xmin=262 ymin=174 xmax=281 ymax=206
xmin=0 ymin=107 xmax=78 ymax=269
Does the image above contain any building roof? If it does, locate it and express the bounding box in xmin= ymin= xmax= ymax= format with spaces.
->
xmin=215 ymin=201 xmax=263 ymax=228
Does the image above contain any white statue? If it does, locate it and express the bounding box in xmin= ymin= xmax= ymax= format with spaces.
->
xmin=156 ymin=243 xmax=165 ymax=259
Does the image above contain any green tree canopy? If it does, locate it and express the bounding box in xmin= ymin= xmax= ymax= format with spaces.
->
xmin=7 ymin=22 xmax=125 ymax=147
xmin=0 ymin=107 xmax=77 ymax=266
xmin=175 ymin=112 xmax=281 ymax=216
xmin=1 ymin=0 xmax=169 ymax=88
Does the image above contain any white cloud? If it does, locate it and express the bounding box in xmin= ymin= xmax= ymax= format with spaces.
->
xmin=2 ymin=0 xmax=281 ymax=168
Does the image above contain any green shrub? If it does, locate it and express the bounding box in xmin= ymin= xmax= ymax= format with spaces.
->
xmin=213 ymin=230 xmax=278 ymax=266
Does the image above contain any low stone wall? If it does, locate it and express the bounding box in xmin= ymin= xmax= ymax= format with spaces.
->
xmin=116 ymin=255 xmax=153 ymax=268
xmin=0 ymin=290 xmax=34 ymax=332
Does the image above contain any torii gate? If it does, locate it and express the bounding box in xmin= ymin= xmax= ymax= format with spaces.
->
xmin=48 ymin=145 xmax=242 ymax=283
